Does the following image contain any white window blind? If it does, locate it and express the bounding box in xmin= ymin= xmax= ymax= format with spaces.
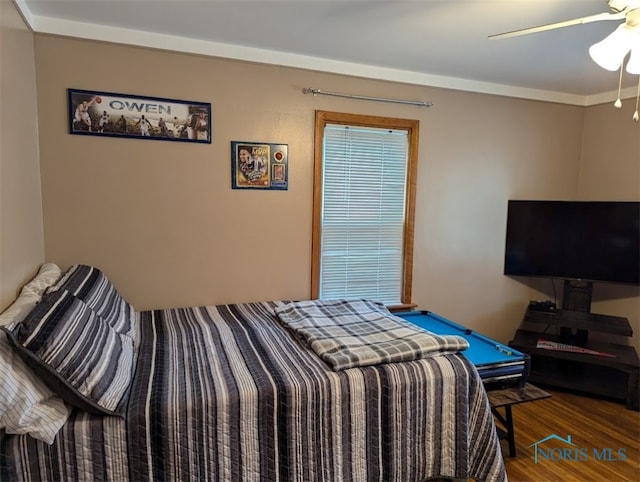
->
xmin=319 ymin=124 xmax=409 ymax=304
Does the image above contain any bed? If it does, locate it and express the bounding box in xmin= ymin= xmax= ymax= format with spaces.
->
xmin=0 ymin=264 xmax=507 ymax=481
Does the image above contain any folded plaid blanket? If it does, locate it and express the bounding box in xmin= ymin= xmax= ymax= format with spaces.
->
xmin=274 ymin=299 xmax=469 ymax=370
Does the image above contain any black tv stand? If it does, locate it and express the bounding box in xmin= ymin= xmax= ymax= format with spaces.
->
xmin=560 ymin=279 xmax=593 ymax=342
xmin=509 ymin=302 xmax=639 ymax=411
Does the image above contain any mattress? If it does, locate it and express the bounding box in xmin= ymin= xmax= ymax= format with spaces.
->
xmin=1 ymin=301 xmax=506 ymax=481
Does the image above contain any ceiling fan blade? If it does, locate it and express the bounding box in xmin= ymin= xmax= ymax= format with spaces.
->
xmin=488 ymin=11 xmax=626 ymax=40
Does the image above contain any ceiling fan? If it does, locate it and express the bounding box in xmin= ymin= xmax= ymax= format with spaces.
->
xmin=488 ymin=0 xmax=639 ymax=41
xmin=490 ymin=0 xmax=640 ymax=121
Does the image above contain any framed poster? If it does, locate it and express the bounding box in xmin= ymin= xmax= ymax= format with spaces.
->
xmin=231 ymin=141 xmax=288 ymax=190
xmin=68 ymin=88 xmax=211 ymax=143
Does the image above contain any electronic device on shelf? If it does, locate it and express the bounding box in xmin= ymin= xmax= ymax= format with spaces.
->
xmin=528 ymin=300 xmax=556 ymax=313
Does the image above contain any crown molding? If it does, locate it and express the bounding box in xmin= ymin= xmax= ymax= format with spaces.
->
xmin=15 ymin=0 xmax=634 ymax=108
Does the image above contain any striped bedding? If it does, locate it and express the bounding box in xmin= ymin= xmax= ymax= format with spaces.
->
xmin=1 ymin=301 xmax=506 ymax=482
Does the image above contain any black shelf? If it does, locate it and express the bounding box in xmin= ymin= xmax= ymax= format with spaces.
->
xmin=524 ymin=308 xmax=633 ymax=337
xmin=526 ymin=359 xmax=629 ymax=402
xmin=510 ymin=308 xmax=639 ymax=411
xmin=510 ymin=329 xmax=639 ymax=370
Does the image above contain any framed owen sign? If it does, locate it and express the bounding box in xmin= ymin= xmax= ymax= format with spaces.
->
xmin=68 ymin=88 xmax=211 ymax=143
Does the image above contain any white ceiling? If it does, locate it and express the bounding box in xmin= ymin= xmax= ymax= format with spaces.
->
xmin=15 ymin=0 xmax=640 ymax=106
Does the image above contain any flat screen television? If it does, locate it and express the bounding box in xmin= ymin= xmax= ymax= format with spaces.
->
xmin=504 ymin=200 xmax=640 ymax=286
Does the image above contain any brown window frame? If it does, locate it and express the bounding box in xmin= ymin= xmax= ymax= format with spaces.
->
xmin=311 ymin=110 xmax=419 ymax=310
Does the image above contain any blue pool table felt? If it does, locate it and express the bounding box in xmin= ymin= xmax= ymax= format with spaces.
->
xmin=397 ymin=310 xmax=526 ymax=368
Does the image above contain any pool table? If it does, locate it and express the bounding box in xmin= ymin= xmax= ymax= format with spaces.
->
xmin=396 ymin=310 xmax=530 ymax=389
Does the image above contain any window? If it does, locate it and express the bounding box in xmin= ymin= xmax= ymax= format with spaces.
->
xmin=312 ymin=111 xmax=419 ymax=308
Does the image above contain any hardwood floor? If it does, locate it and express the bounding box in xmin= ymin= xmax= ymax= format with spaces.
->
xmin=501 ymin=387 xmax=640 ymax=482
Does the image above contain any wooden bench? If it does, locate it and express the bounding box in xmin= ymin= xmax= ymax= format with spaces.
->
xmin=487 ymin=383 xmax=551 ymax=457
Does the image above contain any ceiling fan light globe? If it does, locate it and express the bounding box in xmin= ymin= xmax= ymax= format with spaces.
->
xmin=588 ymin=24 xmax=635 ymax=71
xmin=625 ymin=43 xmax=640 ymax=74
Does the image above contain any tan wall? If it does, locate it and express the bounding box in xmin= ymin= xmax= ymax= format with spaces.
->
xmin=0 ymin=2 xmax=633 ymax=349
xmin=0 ymin=0 xmax=45 ymax=310
xmin=580 ymin=103 xmax=640 ymax=349
xmin=33 ymin=34 xmax=588 ymax=346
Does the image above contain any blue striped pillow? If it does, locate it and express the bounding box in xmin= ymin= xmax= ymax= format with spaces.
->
xmin=49 ymin=265 xmax=136 ymax=341
xmin=2 ymin=289 xmax=135 ymax=416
